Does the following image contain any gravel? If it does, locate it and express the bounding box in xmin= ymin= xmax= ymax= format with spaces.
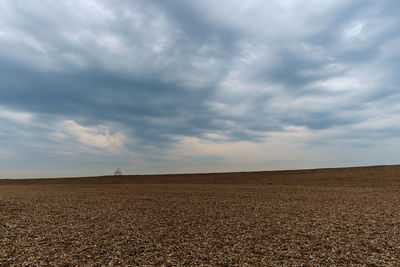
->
xmin=1 ymin=167 xmax=400 ymax=265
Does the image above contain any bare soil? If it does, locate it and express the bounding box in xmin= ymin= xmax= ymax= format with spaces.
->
xmin=1 ymin=165 xmax=400 ymax=265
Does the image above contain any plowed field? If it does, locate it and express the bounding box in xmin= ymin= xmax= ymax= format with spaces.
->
xmin=1 ymin=165 xmax=400 ymax=265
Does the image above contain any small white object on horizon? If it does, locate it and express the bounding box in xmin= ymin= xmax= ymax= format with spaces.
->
xmin=114 ymin=168 xmax=122 ymax=176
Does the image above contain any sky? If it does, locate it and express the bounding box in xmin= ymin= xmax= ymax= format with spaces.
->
xmin=1 ymin=0 xmax=400 ymax=178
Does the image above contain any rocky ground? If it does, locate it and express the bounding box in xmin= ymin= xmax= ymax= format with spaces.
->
xmin=1 ymin=165 xmax=400 ymax=265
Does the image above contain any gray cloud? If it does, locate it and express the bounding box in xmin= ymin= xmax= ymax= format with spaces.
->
xmin=1 ymin=0 xmax=400 ymax=177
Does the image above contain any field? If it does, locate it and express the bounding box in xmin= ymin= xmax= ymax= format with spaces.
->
xmin=1 ymin=165 xmax=400 ymax=265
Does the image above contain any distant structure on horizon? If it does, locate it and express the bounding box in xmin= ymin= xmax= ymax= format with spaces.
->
xmin=114 ymin=168 xmax=122 ymax=176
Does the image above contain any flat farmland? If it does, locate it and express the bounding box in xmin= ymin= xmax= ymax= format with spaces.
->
xmin=1 ymin=165 xmax=400 ymax=265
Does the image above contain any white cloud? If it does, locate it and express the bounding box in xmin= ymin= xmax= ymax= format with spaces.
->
xmin=343 ymin=21 xmax=364 ymax=40
xmin=0 ymin=106 xmax=33 ymax=123
xmin=58 ymin=120 xmax=126 ymax=153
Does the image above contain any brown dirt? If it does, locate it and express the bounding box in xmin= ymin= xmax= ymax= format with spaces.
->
xmin=1 ymin=165 xmax=400 ymax=265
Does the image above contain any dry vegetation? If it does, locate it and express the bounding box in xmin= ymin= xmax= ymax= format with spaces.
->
xmin=1 ymin=165 xmax=400 ymax=265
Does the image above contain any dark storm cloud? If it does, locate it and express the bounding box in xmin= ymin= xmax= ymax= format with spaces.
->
xmin=1 ymin=0 xmax=400 ymax=176
xmin=0 ymin=59 xmax=218 ymax=146
xmin=149 ymin=0 xmax=239 ymax=48
xmin=0 ymin=0 xmax=239 ymax=147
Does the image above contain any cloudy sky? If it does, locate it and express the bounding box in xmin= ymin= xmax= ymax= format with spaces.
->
xmin=1 ymin=0 xmax=400 ymax=178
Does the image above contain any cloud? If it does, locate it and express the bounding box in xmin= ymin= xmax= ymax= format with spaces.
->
xmin=0 ymin=0 xmax=400 ymax=177
xmin=58 ymin=120 xmax=125 ymax=152
xmin=0 ymin=105 xmax=33 ymax=123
